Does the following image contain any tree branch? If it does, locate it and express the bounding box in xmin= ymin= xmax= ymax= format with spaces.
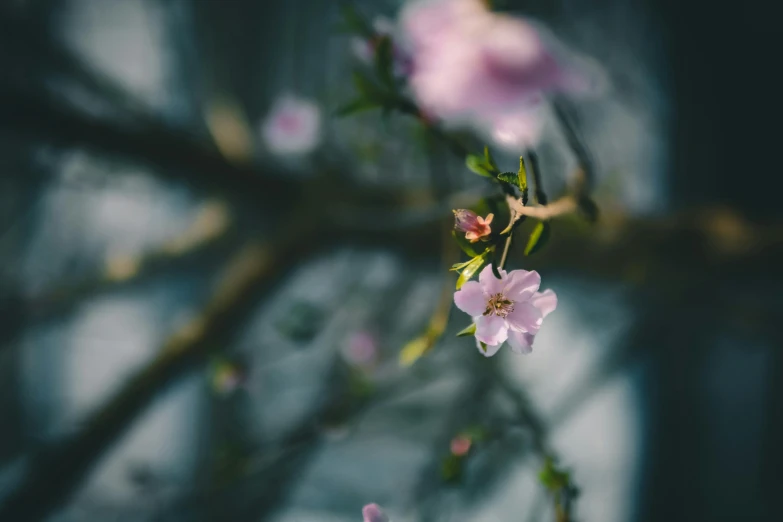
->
xmin=0 ymin=218 xmax=317 ymax=522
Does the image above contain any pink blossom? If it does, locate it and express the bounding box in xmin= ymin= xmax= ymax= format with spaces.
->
xmin=401 ymin=0 xmax=589 ymax=150
xmin=453 ymin=209 xmax=493 ymax=242
xmin=454 ymin=264 xmax=557 ymax=356
xmin=261 ymin=94 xmax=321 ymax=155
xmin=450 ymin=435 xmax=472 ymax=456
xmin=342 ymin=330 xmax=379 ymax=368
xmin=362 ymin=503 xmax=390 ymax=522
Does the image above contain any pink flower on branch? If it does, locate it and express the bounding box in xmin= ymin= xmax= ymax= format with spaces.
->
xmin=453 ymin=209 xmax=493 ymax=243
xmin=401 ymin=0 xmax=595 ymax=150
xmin=450 ymin=435 xmax=472 ymax=456
xmin=362 ymin=503 xmax=390 ymax=522
xmin=261 ymin=94 xmax=322 ymax=156
xmin=454 ymin=264 xmax=557 ymax=356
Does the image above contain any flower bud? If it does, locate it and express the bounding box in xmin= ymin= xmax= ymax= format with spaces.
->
xmin=453 ymin=209 xmax=493 ymax=242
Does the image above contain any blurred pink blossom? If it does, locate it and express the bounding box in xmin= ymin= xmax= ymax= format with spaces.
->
xmin=450 ymin=435 xmax=472 ymax=456
xmin=362 ymin=503 xmax=390 ymax=522
xmin=261 ymin=94 xmax=322 ymax=155
xmin=454 ymin=264 xmax=557 ymax=356
xmin=453 ymin=209 xmax=493 ymax=242
xmin=342 ymin=330 xmax=379 ymax=368
xmin=401 ymin=0 xmax=593 ymax=150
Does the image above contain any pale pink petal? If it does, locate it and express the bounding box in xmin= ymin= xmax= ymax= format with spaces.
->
xmin=475 ymin=314 xmax=508 ymax=345
xmin=504 ymin=269 xmax=541 ymax=301
xmin=530 ymin=289 xmax=558 ymax=318
xmin=505 ymin=301 xmax=543 ymax=333
xmin=507 ymin=330 xmax=535 ymax=354
xmin=362 ymin=503 xmax=389 ymax=522
xmin=476 ymin=338 xmax=503 ymax=357
xmin=454 ymin=281 xmax=487 ymax=317
xmin=479 ymin=264 xmax=506 ymax=295
xmin=489 ymin=105 xmax=545 ymax=150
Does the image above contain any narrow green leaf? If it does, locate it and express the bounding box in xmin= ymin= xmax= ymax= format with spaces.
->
xmin=339 ymin=3 xmax=373 ymax=38
xmin=484 ymin=145 xmax=498 ymax=171
xmin=497 ymin=171 xmax=519 ymax=185
xmin=456 ymin=253 xmax=487 ymax=289
xmin=538 ymin=457 xmax=571 ymax=491
xmin=524 ymin=221 xmax=551 ymax=256
xmin=374 ymin=36 xmax=395 ymax=88
xmin=352 ymin=71 xmax=383 ymax=101
xmin=441 ymin=453 xmax=463 ymax=482
xmin=518 ymin=156 xmax=528 ymax=203
xmin=450 ymin=259 xmax=474 ymax=272
xmin=479 ymin=341 xmax=488 ymax=353
xmin=451 ymin=230 xmax=480 ymax=257
xmin=465 ymin=154 xmax=493 ymax=178
xmin=334 ymin=98 xmax=379 ymax=117
xmin=578 ymin=196 xmax=600 ymax=223
xmin=491 ymin=259 xmax=502 ymax=279
xmin=456 ymin=323 xmax=477 ymax=337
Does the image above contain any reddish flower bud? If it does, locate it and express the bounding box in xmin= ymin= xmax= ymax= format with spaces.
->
xmin=450 ymin=435 xmax=472 ymax=456
xmin=453 ymin=209 xmax=494 ymax=243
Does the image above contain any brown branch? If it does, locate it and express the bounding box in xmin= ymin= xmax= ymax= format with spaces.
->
xmin=0 ymin=87 xmax=299 ymax=204
xmin=0 ymin=217 xmax=317 ymax=522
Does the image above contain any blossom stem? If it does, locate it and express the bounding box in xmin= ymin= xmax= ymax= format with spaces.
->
xmin=499 ymin=233 xmax=513 ymax=270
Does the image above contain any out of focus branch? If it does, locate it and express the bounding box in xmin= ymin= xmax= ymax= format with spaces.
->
xmin=0 ymin=86 xmax=299 ymax=203
xmin=0 ymin=217 xmax=317 ymax=522
xmin=25 ymin=200 xmax=236 ymax=321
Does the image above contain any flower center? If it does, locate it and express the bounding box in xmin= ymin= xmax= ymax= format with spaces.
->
xmin=484 ymin=293 xmax=514 ymax=318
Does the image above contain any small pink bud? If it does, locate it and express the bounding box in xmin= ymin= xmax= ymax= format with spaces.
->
xmin=453 ymin=209 xmax=493 ymax=243
xmin=450 ymin=435 xmax=472 ymax=456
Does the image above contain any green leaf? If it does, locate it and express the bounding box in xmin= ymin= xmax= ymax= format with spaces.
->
xmin=484 ymin=146 xmax=498 ymax=171
xmin=465 ymin=154 xmax=494 ymax=178
xmin=578 ymin=196 xmax=600 ymax=223
xmin=352 ymin=71 xmax=383 ymax=101
xmin=338 ymin=3 xmax=373 ymax=38
xmin=491 ymin=260 xmax=502 ymax=279
xmin=497 ymin=171 xmax=519 ymax=185
xmin=450 ymin=259 xmax=474 ymax=272
xmin=456 ymin=252 xmax=488 ymax=289
xmin=451 ymin=230 xmax=480 ymax=257
xmin=524 ymin=221 xmax=551 ymax=256
xmin=374 ymin=36 xmax=395 ymax=88
xmin=538 ymin=457 xmax=570 ymax=491
xmin=335 ymin=98 xmax=379 ymax=117
xmin=462 ymin=424 xmax=488 ymax=442
xmin=441 ymin=453 xmax=463 ymax=483
xmin=456 ymin=323 xmax=477 ymax=337
xmin=478 ymin=341 xmax=488 ymax=353
xmin=518 ymin=156 xmax=529 ymax=203
xmin=399 ymin=335 xmax=432 ymax=367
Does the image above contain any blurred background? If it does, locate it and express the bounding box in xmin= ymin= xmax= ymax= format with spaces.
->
xmin=0 ymin=0 xmax=781 ymax=521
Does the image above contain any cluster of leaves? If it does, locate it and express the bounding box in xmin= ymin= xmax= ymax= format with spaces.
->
xmin=335 ymin=5 xmax=409 ymax=118
xmin=539 ymin=457 xmax=580 ymax=520
xmin=457 ymin=149 xmax=551 ymax=277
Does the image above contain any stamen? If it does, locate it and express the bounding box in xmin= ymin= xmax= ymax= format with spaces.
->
xmin=484 ymin=293 xmax=514 ymax=318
